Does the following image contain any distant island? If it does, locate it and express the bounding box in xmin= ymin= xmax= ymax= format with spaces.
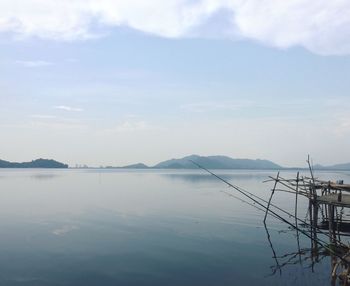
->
xmin=112 ymin=155 xmax=282 ymax=170
xmin=111 ymin=155 xmax=350 ymax=170
xmin=0 ymin=158 xmax=68 ymax=168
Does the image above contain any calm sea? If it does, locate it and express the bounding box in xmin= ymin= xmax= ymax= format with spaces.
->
xmin=0 ymin=168 xmax=349 ymax=285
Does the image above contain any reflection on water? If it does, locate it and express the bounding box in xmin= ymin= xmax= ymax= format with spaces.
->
xmin=265 ymin=222 xmax=350 ymax=285
xmin=30 ymin=173 xmax=61 ymax=180
xmin=162 ymin=171 xmax=271 ymax=183
xmin=0 ymin=169 xmax=348 ymax=285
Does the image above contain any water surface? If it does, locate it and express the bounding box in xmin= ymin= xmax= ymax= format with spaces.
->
xmin=0 ymin=169 xmax=348 ymax=285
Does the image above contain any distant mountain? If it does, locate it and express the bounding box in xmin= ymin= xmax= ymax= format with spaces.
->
xmin=153 ymin=155 xmax=282 ymax=170
xmin=120 ymin=163 xmax=149 ymax=169
xmin=0 ymin=158 xmax=68 ymax=168
xmin=314 ymin=163 xmax=350 ymax=171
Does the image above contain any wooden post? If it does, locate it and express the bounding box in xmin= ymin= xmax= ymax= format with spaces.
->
xmin=314 ymin=205 xmax=318 ymax=230
xmin=294 ymin=172 xmax=302 ymax=262
xmin=337 ymin=191 xmax=342 ymax=202
xmin=295 ymin=172 xmax=300 ymax=223
xmin=313 ymin=200 xmax=319 ymax=261
xmin=313 ymin=198 xmax=318 ymax=230
xmin=309 ymin=182 xmax=313 ymax=234
xmin=328 ymin=204 xmax=335 ymax=244
xmin=264 ymin=172 xmax=280 ymax=223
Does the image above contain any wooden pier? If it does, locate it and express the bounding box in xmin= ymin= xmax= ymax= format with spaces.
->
xmin=265 ymin=158 xmax=350 ymax=285
xmin=194 ymin=157 xmax=350 ymax=285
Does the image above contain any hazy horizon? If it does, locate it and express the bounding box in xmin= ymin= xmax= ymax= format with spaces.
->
xmin=1 ymin=153 xmax=349 ymax=169
xmin=1 ymin=1 xmax=350 ymax=167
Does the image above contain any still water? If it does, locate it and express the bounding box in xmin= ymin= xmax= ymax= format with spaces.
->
xmin=0 ymin=169 xmax=349 ymax=285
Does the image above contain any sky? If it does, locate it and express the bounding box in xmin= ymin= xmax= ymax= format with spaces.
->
xmin=1 ymin=0 xmax=350 ymax=167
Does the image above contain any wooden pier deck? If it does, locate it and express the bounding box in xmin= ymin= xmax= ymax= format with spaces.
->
xmin=317 ymin=194 xmax=350 ymax=207
xmin=325 ymin=183 xmax=350 ymax=192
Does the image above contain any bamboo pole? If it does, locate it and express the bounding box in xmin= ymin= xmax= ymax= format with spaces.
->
xmin=190 ymin=161 xmax=350 ymax=263
xmin=264 ymin=172 xmax=280 ymax=223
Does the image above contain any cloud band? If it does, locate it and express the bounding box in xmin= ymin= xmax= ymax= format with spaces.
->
xmin=0 ymin=0 xmax=349 ymax=55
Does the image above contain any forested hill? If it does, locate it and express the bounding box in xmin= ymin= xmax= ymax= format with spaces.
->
xmin=120 ymin=155 xmax=282 ymax=170
xmin=0 ymin=158 xmax=68 ymax=168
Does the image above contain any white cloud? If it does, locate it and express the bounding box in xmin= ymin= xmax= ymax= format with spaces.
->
xmin=54 ymin=105 xmax=83 ymax=112
xmin=15 ymin=60 xmax=54 ymax=67
xmin=30 ymin=114 xmax=57 ymax=119
xmin=29 ymin=119 xmax=88 ymax=131
xmin=230 ymin=0 xmax=350 ymax=55
xmin=30 ymin=114 xmax=87 ymax=130
xmin=0 ymin=0 xmax=349 ymax=55
xmin=106 ymin=120 xmax=158 ymax=133
xmin=181 ymin=100 xmax=255 ymax=112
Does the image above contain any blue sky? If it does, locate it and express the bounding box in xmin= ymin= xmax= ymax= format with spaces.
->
xmin=1 ymin=1 xmax=350 ymax=167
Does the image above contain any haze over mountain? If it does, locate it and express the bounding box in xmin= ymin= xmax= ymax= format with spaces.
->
xmin=313 ymin=163 xmax=350 ymax=171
